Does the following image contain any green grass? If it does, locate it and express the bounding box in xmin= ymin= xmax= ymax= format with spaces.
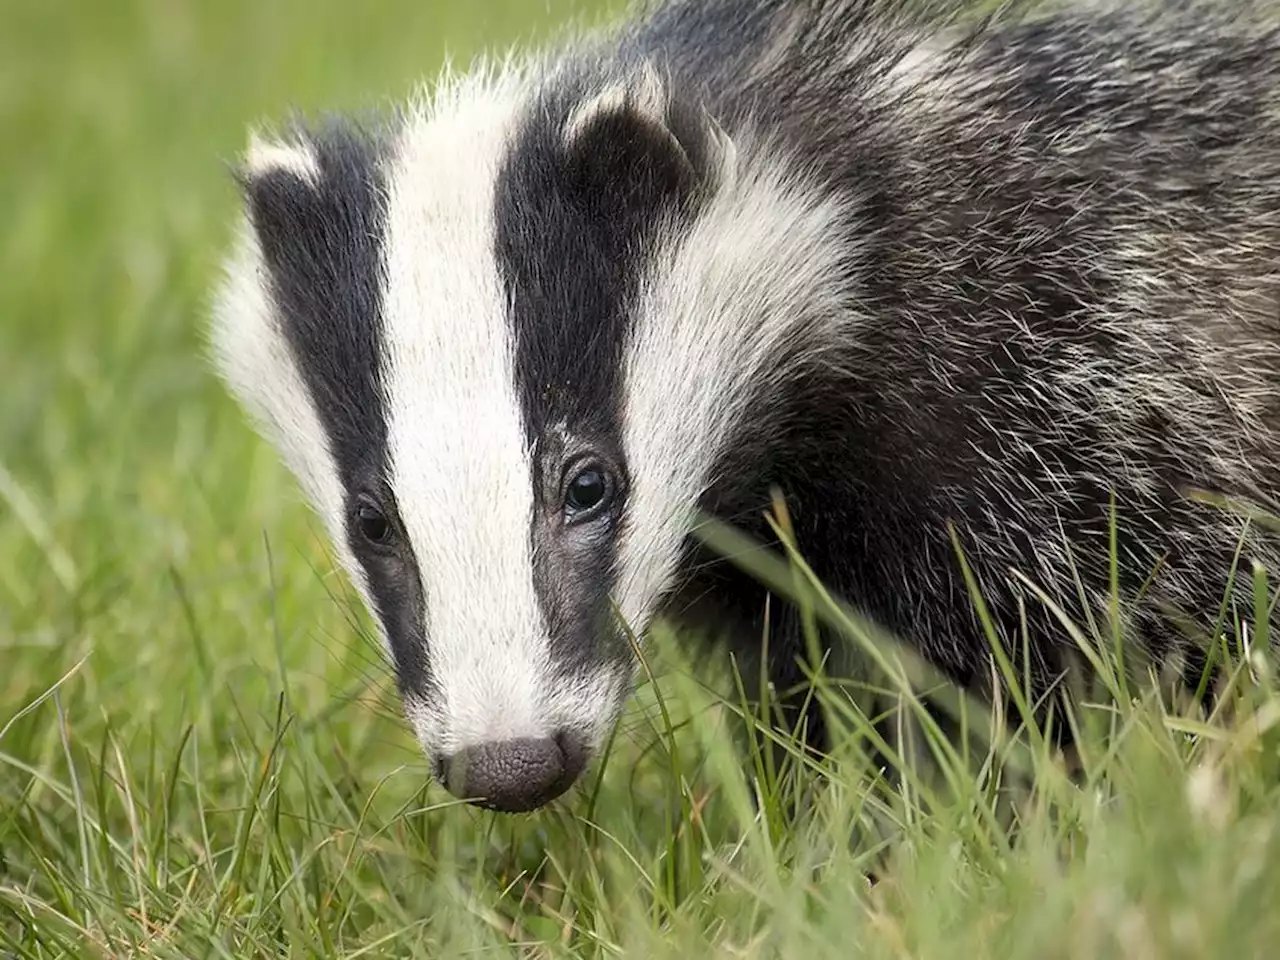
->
xmin=4 ymin=0 xmax=1280 ymax=956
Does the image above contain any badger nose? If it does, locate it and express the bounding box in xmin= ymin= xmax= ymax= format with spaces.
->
xmin=436 ymin=732 xmax=586 ymax=813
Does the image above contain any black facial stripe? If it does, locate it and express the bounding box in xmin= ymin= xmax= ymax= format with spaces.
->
xmin=244 ymin=120 xmax=431 ymax=700
xmin=492 ymin=68 xmax=711 ymax=672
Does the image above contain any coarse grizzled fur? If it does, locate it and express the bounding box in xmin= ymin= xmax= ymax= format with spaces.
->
xmin=211 ymin=0 xmax=1280 ymax=811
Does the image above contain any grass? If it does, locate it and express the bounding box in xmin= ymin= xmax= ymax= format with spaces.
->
xmin=3 ymin=0 xmax=1280 ymax=955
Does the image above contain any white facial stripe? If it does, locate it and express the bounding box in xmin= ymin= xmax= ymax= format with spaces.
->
xmin=210 ymin=221 xmax=372 ymax=607
xmin=616 ymin=144 xmax=856 ymax=635
xmin=379 ymin=69 xmax=583 ymax=756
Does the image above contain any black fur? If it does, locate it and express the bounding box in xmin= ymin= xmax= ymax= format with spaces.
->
xmin=621 ymin=0 xmax=1280 ymax=728
xmin=243 ymin=122 xmax=433 ymax=703
xmin=492 ymin=67 xmax=719 ymax=681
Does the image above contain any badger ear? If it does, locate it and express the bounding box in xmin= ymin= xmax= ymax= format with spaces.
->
xmin=227 ymin=132 xmax=313 ymax=260
xmin=235 ymin=130 xmax=322 ymax=191
xmin=230 ymin=129 xmax=338 ymax=278
xmin=561 ymin=61 xmax=734 ymax=210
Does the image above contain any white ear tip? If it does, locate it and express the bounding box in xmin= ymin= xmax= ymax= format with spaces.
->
xmin=562 ymin=61 xmax=672 ymax=147
xmin=244 ymin=131 xmax=322 ymax=185
xmin=634 ymin=60 xmax=669 ymax=118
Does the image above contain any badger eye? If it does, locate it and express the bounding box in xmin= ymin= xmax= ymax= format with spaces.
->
xmin=355 ymin=500 xmax=391 ymax=545
xmin=564 ymin=465 xmax=612 ymax=520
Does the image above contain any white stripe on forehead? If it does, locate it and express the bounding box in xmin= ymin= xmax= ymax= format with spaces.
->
xmin=615 ymin=144 xmax=856 ymax=635
xmin=379 ymin=68 xmax=562 ymax=753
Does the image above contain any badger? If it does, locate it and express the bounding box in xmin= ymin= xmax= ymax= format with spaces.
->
xmin=210 ymin=0 xmax=1280 ymax=813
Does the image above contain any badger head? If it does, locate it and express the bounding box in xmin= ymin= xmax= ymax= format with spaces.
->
xmin=210 ymin=59 xmax=851 ymax=812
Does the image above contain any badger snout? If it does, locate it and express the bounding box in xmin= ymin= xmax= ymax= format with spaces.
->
xmin=434 ymin=730 xmax=588 ymax=812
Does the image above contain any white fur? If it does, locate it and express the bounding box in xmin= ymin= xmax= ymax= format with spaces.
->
xmin=563 ymin=60 xmax=670 ymax=145
xmin=615 ymin=141 xmax=858 ymax=639
xmin=244 ymin=133 xmax=322 ymax=186
xmin=380 ymin=68 xmax=620 ymax=757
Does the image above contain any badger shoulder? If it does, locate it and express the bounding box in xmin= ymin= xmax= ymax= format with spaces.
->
xmin=615 ymin=0 xmax=1280 ymax=652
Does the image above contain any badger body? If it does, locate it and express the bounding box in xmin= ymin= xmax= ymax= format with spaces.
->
xmin=212 ymin=0 xmax=1280 ymax=812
